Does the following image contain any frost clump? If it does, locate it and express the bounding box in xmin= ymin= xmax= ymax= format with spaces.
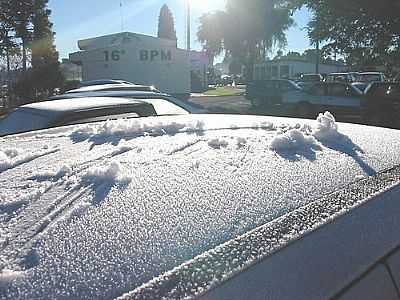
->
xmin=236 ymin=137 xmax=247 ymax=147
xmin=312 ymin=111 xmax=339 ymax=142
xmin=0 ymin=148 xmax=23 ymax=171
xmin=270 ymin=129 xmax=319 ymax=152
xmin=208 ymin=138 xmax=229 ymax=149
xmin=82 ymin=161 xmax=131 ymax=185
xmin=0 ymin=269 xmax=26 ymax=288
xmin=70 ymin=119 xmax=204 ymax=141
xmin=32 ymin=164 xmax=72 ymax=179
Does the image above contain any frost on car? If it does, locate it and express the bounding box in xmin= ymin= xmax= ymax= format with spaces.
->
xmin=1 ymin=113 xmax=400 ymax=299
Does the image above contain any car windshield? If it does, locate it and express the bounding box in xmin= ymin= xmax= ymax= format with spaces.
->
xmin=360 ymin=74 xmax=383 ymax=82
xmin=0 ymin=109 xmax=52 ymax=136
xmin=140 ymin=98 xmax=189 ymax=115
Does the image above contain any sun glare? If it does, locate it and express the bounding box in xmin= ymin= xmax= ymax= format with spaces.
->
xmin=189 ymin=0 xmax=225 ymax=13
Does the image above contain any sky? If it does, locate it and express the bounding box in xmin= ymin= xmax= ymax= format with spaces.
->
xmin=48 ymin=0 xmax=312 ymax=61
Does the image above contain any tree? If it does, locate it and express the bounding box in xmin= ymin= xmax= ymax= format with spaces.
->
xmin=0 ymin=0 xmax=63 ymax=102
xmin=285 ymin=51 xmax=301 ymax=59
xmin=197 ymin=0 xmax=294 ymax=80
xmin=197 ymin=11 xmax=226 ymax=66
xmin=11 ymin=0 xmax=34 ymax=71
xmin=29 ymin=0 xmax=63 ymax=97
xmin=297 ymin=0 xmax=400 ymax=68
xmin=157 ymin=4 xmax=177 ymax=44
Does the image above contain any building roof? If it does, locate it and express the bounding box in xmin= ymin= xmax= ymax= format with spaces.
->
xmin=77 ymin=32 xmax=177 ymax=51
xmin=256 ymin=57 xmax=345 ymax=67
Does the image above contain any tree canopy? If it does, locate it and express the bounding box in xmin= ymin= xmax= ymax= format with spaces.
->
xmin=197 ymin=0 xmax=294 ymax=80
xmin=298 ymin=0 xmax=400 ymax=68
xmin=0 ymin=0 xmax=63 ymax=103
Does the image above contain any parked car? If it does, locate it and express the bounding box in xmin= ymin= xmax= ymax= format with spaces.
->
xmin=246 ymin=79 xmax=301 ymax=107
xmin=296 ymin=74 xmax=323 ymax=90
xmin=77 ymin=79 xmax=135 ymax=87
xmin=359 ymin=72 xmax=386 ymax=83
xmin=0 ymin=96 xmax=189 ymax=137
xmin=66 ymin=83 xmax=161 ymax=94
xmin=362 ymin=82 xmax=400 ymax=128
xmin=299 ymin=73 xmax=323 ymax=83
xmin=351 ymin=81 xmax=370 ymax=93
xmin=282 ymin=82 xmax=364 ymax=118
xmin=221 ymin=74 xmax=234 ymax=86
xmin=326 ymin=72 xmax=359 ymax=83
xmin=50 ymin=90 xmax=207 ymax=114
xmin=2 ymin=113 xmax=400 ymax=300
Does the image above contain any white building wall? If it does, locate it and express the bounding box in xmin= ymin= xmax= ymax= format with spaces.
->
xmin=69 ymin=32 xmax=190 ymax=97
xmin=254 ymin=59 xmax=346 ymax=80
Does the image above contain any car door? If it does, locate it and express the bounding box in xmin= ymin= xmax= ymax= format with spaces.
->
xmin=326 ymin=83 xmax=362 ymax=115
xmin=304 ymin=83 xmax=328 ymax=110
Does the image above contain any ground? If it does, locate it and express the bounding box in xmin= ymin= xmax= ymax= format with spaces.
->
xmin=203 ymin=86 xmax=244 ymax=97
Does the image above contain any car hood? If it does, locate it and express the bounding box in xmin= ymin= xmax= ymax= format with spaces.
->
xmin=1 ymin=113 xmax=400 ymax=299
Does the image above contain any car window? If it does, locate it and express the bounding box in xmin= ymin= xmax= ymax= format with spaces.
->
xmin=360 ymin=74 xmax=383 ymax=82
xmin=0 ymin=109 xmax=51 ymax=136
xmin=54 ymin=104 xmax=156 ymax=127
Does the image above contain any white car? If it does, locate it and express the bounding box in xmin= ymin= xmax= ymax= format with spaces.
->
xmin=282 ymin=82 xmax=364 ymax=117
xmin=0 ymin=97 xmax=189 ymax=137
xmin=51 ymin=90 xmax=207 ymax=114
xmin=1 ymin=113 xmax=400 ymax=299
xmin=326 ymin=72 xmax=359 ymax=83
xmin=359 ymin=72 xmax=386 ymax=83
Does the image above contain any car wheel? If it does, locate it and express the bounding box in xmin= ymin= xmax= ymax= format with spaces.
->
xmin=296 ymin=103 xmax=313 ymax=119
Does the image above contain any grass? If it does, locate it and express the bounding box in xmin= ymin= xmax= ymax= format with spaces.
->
xmin=203 ymin=87 xmax=243 ymax=97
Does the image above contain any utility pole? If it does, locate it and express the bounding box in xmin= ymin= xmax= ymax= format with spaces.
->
xmin=315 ymin=40 xmax=320 ymax=74
xmin=120 ymin=0 xmax=124 ymax=31
xmin=186 ymin=0 xmax=191 ymax=51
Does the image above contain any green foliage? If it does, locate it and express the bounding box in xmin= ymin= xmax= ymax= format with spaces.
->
xmin=0 ymin=0 xmax=63 ymax=104
xmin=197 ymin=0 xmax=294 ymax=80
xmin=298 ymin=0 xmax=400 ymax=68
xmin=197 ymin=11 xmax=226 ymax=66
xmin=157 ymin=4 xmax=177 ymax=43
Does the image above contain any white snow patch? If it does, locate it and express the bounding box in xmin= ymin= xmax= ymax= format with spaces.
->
xmin=3 ymin=148 xmax=23 ymax=159
xmin=0 ymin=269 xmax=26 ymax=288
xmin=0 ymin=147 xmax=59 ymax=173
xmin=56 ymin=165 xmax=72 ymax=178
xmin=112 ymin=141 xmax=134 ymax=156
xmin=236 ymin=137 xmax=247 ymax=148
xmin=270 ymin=129 xmax=320 ymax=152
xmin=312 ymin=111 xmax=339 ymax=142
xmin=70 ymin=119 xmax=206 ymax=141
xmin=190 ymin=160 xmax=201 ymax=170
xmin=82 ymin=162 xmax=131 ymax=185
xmin=208 ymin=138 xmax=229 ymax=149
xmin=32 ymin=164 xmax=72 ymax=180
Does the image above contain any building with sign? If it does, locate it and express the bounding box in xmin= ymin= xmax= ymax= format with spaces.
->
xmin=69 ymin=32 xmax=191 ymax=98
xmin=254 ymin=58 xmax=346 ymax=80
